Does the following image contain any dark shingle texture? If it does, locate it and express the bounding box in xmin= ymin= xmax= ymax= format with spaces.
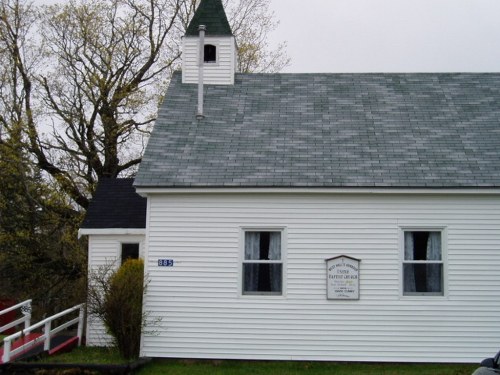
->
xmin=82 ymin=178 xmax=146 ymax=229
xmin=185 ymin=0 xmax=232 ymax=36
xmin=135 ymin=72 xmax=500 ymax=188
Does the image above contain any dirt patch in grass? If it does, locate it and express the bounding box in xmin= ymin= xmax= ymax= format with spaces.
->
xmin=38 ymin=347 xmax=128 ymax=365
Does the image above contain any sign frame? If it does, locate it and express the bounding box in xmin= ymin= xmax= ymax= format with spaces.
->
xmin=325 ymin=255 xmax=361 ymax=300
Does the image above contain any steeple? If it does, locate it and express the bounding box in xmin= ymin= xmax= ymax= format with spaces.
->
xmin=182 ymin=0 xmax=237 ymax=85
xmin=186 ymin=0 xmax=233 ymax=37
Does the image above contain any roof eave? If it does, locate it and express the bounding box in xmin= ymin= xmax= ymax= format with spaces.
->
xmin=78 ymin=228 xmax=146 ymax=239
xmin=134 ymin=186 xmax=500 ymax=196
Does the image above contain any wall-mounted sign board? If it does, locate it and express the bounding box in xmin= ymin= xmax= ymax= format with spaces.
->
xmin=326 ymin=255 xmax=360 ymax=300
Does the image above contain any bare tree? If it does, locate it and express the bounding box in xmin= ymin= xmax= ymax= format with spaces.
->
xmin=38 ymin=0 xmax=184 ymax=208
xmin=0 ymin=0 xmax=289 ymax=210
xmin=225 ymin=0 xmax=290 ymax=73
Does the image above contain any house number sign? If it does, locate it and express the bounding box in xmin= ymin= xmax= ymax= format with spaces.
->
xmin=158 ymin=259 xmax=174 ymax=267
xmin=326 ymin=256 xmax=360 ymax=300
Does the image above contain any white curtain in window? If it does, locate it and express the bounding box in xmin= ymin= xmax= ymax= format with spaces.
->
xmin=269 ymin=233 xmax=281 ymax=291
xmin=426 ymin=232 xmax=441 ymax=292
xmin=404 ymin=232 xmax=416 ymax=293
xmin=244 ymin=232 xmax=260 ymax=291
xmin=269 ymin=232 xmax=281 ymax=260
xmin=245 ymin=232 xmax=260 ymax=260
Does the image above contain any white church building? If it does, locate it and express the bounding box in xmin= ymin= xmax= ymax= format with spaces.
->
xmin=80 ymin=0 xmax=500 ymax=363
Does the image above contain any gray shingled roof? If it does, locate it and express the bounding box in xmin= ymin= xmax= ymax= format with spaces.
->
xmin=82 ymin=179 xmax=146 ymax=229
xmin=135 ymin=72 xmax=500 ymax=189
xmin=185 ymin=0 xmax=232 ymax=37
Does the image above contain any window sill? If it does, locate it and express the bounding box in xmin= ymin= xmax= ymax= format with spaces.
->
xmin=400 ymin=293 xmax=447 ymax=300
xmin=240 ymin=292 xmax=286 ymax=299
xmin=242 ymin=292 xmax=282 ymax=296
xmin=403 ymin=292 xmax=444 ymax=297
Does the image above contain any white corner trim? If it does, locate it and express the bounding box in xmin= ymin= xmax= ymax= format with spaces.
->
xmin=78 ymin=228 xmax=146 ymax=238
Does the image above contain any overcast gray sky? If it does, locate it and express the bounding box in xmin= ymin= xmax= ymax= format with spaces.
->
xmin=34 ymin=0 xmax=500 ymax=73
xmin=268 ymin=0 xmax=500 ymax=73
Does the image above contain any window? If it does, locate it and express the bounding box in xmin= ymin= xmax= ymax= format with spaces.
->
xmin=204 ymin=44 xmax=217 ymax=63
xmin=121 ymin=243 xmax=139 ymax=265
xmin=403 ymin=231 xmax=443 ymax=296
xmin=242 ymin=231 xmax=282 ymax=295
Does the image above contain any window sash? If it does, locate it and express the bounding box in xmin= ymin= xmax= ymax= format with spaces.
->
xmin=403 ymin=263 xmax=444 ymax=295
xmin=242 ymin=230 xmax=283 ymax=295
xmin=243 ymin=263 xmax=282 ymax=295
xmin=244 ymin=231 xmax=281 ymax=261
xmin=404 ymin=231 xmax=442 ymax=261
xmin=402 ymin=229 xmax=445 ymax=296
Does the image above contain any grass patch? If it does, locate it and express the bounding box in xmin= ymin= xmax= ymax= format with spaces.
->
xmin=136 ymin=359 xmax=478 ymax=375
xmin=38 ymin=346 xmax=131 ymax=365
xmin=25 ymin=347 xmax=480 ymax=375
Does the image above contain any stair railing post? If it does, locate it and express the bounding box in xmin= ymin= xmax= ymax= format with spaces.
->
xmin=23 ymin=300 xmax=32 ymax=329
xmin=3 ymin=337 xmax=11 ymax=363
xmin=77 ymin=304 xmax=84 ymax=346
xmin=43 ymin=321 xmax=51 ymax=351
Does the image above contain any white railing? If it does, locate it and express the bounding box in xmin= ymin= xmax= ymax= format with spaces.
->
xmin=2 ymin=303 xmax=84 ymax=364
xmin=0 ymin=299 xmax=32 ymax=335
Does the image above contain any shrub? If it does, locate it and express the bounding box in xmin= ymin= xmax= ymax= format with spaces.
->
xmin=102 ymin=259 xmax=144 ymax=359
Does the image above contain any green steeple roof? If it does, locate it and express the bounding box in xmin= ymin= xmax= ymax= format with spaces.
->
xmin=185 ymin=0 xmax=233 ymax=36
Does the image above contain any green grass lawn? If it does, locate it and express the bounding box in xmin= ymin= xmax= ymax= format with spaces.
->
xmin=40 ymin=347 xmax=478 ymax=375
xmin=136 ymin=359 xmax=478 ymax=375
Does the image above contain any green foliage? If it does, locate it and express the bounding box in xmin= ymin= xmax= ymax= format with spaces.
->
xmin=102 ymin=259 xmax=145 ymax=360
xmin=0 ymin=132 xmax=86 ymax=318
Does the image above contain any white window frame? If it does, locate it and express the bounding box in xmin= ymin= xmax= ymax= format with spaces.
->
xmin=239 ymin=227 xmax=287 ymax=298
xmin=114 ymin=236 xmax=144 ymax=265
xmin=399 ymin=226 xmax=447 ymax=298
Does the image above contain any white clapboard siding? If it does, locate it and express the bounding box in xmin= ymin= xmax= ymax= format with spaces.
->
xmin=141 ymin=193 xmax=500 ymax=363
xmin=86 ymin=234 xmax=145 ymax=346
xmin=182 ymin=36 xmax=236 ymax=85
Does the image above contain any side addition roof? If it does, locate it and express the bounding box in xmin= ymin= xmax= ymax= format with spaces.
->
xmin=185 ymin=0 xmax=233 ymax=37
xmin=135 ymin=72 xmax=500 ymax=189
xmin=81 ymin=178 xmax=147 ymax=229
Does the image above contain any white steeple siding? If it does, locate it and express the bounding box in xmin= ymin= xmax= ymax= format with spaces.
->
xmin=182 ymin=35 xmax=237 ymax=85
